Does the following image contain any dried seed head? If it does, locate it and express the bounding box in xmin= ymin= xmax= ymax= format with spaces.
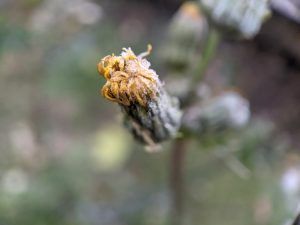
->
xmin=97 ymin=46 xmax=182 ymax=151
xmin=97 ymin=45 xmax=159 ymax=107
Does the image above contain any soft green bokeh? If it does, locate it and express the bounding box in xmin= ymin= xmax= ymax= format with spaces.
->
xmin=0 ymin=1 xmax=298 ymax=225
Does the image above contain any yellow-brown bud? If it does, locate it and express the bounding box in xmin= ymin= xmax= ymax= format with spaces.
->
xmin=97 ymin=45 xmax=159 ymax=107
xmin=97 ymin=45 xmax=182 ymax=150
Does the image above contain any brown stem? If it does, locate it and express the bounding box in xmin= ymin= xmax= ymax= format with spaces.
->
xmin=170 ymin=138 xmax=188 ymax=225
xmin=168 ymin=25 xmax=220 ymax=225
xmin=292 ymin=213 xmax=300 ymax=225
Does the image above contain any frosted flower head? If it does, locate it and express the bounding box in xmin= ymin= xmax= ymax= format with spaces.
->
xmin=97 ymin=46 xmax=182 ymax=150
xmin=183 ymin=91 xmax=250 ymax=133
xmin=199 ymin=0 xmax=271 ymax=38
xmin=215 ymin=92 xmax=250 ymax=127
xmin=97 ymin=45 xmax=161 ymax=107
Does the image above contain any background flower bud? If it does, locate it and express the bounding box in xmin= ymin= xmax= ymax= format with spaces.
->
xmin=183 ymin=91 xmax=250 ymax=134
xmin=199 ymin=0 xmax=271 ymax=38
xmin=161 ymin=1 xmax=208 ymax=71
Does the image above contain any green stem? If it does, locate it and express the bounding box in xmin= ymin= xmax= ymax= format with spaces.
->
xmin=190 ymin=29 xmax=220 ymax=94
xmin=169 ymin=28 xmax=221 ymax=225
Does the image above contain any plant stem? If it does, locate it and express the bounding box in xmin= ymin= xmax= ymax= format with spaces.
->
xmin=292 ymin=212 xmax=300 ymax=225
xmin=169 ymin=28 xmax=220 ymax=225
xmin=190 ymin=28 xmax=220 ymax=94
xmin=170 ymin=138 xmax=188 ymax=225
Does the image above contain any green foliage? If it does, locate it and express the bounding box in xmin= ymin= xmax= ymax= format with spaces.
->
xmin=0 ymin=1 xmax=297 ymax=225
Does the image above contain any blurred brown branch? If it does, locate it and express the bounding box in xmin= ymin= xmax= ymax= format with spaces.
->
xmin=170 ymin=138 xmax=188 ymax=225
xmin=292 ymin=213 xmax=300 ymax=225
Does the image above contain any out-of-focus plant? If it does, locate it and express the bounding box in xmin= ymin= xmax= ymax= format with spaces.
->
xmin=1 ymin=0 xmax=292 ymax=225
xmin=161 ymin=1 xmax=208 ymax=72
xmin=95 ymin=0 xmax=277 ymax=224
xmin=96 ymin=0 xmax=271 ymax=157
xmin=95 ymin=0 xmax=294 ymax=225
xmin=198 ymin=0 xmax=271 ymax=38
xmin=97 ymin=45 xmax=182 ymax=152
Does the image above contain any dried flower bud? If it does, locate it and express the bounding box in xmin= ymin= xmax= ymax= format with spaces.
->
xmin=161 ymin=1 xmax=208 ymax=71
xmin=97 ymin=45 xmax=182 ymax=151
xmin=199 ymin=0 xmax=271 ymax=38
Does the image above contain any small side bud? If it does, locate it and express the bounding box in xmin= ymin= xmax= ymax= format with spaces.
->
xmin=161 ymin=1 xmax=208 ymax=71
xmin=183 ymin=91 xmax=250 ymax=134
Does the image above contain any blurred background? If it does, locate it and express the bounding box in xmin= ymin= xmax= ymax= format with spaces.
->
xmin=1 ymin=0 xmax=300 ymax=225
